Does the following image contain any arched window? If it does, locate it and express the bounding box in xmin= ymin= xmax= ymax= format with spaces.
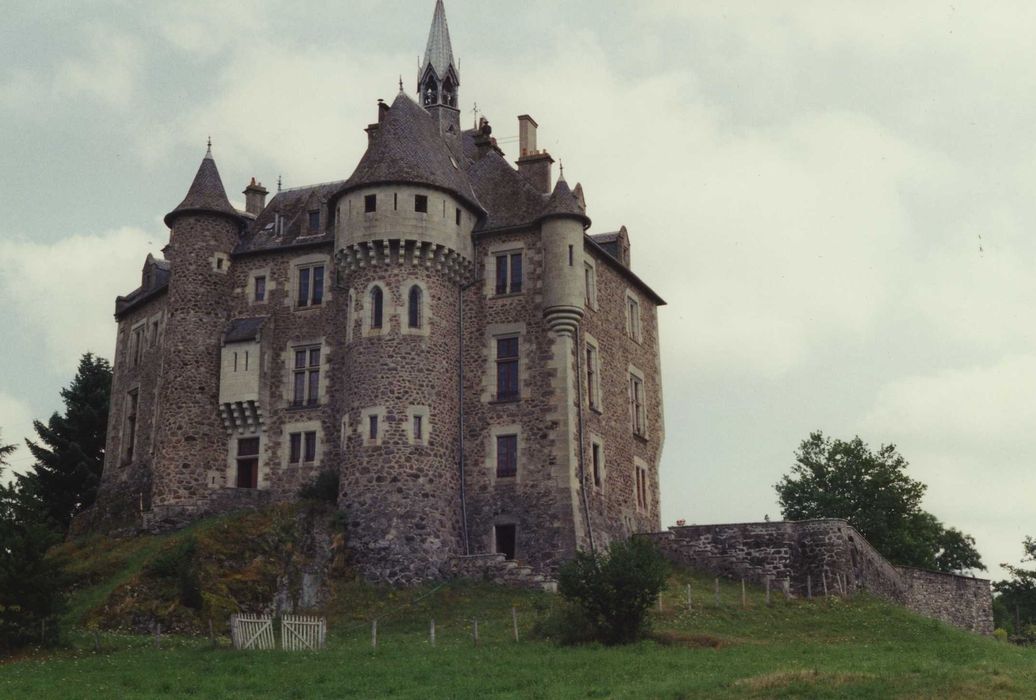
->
xmin=370 ymin=286 xmax=384 ymax=329
xmin=408 ymin=285 xmax=423 ymax=329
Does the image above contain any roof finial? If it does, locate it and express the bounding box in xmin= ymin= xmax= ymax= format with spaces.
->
xmin=277 ymin=175 xmax=282 ymax=193
xmin=559 ymin=161 xmax=565 ymax=181
xmin=399 ymin=75 xmax=404 ymax=93
xmin=205 ymin=136 xmax=213 ymax=159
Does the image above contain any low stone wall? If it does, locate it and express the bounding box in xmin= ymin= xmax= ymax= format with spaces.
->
xmin=644 ymin=520 xmax=992 ymax=634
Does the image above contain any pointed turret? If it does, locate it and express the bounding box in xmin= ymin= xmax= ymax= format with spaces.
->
xmin=164 ymin=143 xmax=243 ymax=228
xmin=541 ymin=175 xmax=591 ymax=229
xmin=418 ymin=1 xmax=461 ymax=133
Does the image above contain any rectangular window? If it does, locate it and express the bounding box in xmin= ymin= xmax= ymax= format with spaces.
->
xmin=496 ymin=434 xmax=518 ymax=478
xmin=413 ymin=415 xmax=424 ymax=442
xmin=297 ymin=264 xmax=324 ymax=307
xmin=592 ymin=442 xmax=603 ymax=488
xmin=496 ymin=336 xmax=520 ymax=401
xmin=254 ymin=275 xmax=266 ymax=303
xmin=131 ymin=325 xmax=144 ymax=367
xmin=629 ymin=373 xmax=646 ymax=437
xmin=123 ymin=389 xmax=139 ymax=463
xmin=365 ymin=194 xmax=377 ymax=213
xmin=304 ymin=431 xmax=317 ymax=462
xmin=369 ymin=414 xmax=379 ymax=441
xmin=455 ymin=208 xmax=462 ymax=226
xmin=289 ymin=432 xmax=302 ymax=463
xmin=636 ymin=464 xmax=649 ymax=511
xmin=149 ymin=320 xmax=160 ymax=348
xmin=308 ymin=210 xmax=320 ymax=232
xmin=292 ymin=346 xmax=321 ymax=407
xmin=236 ymin=437 xmax=259 ymax=489
xmin=584 ymin=263 xmax=597 ymax=307
xmin=415 ymin=194 xmax=428 ymax=213
xmin=586 ymin=343 xmax=601 ymax=410
xmin=626 ymin=294 xmax=641 ymax=340
xmin=493 ymin=252 xmax=523 ymax=295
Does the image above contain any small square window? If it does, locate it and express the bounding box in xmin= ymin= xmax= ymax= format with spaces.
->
xmin=365 ymin=194 xmax=377 ymax=213
xmin=308 ymin=210 xmax=320 ymax=232
xmin=415 ymin=194 xmax=428 ymax=213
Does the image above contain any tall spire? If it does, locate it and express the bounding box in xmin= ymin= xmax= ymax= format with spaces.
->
xmin=418 ymin=0 xmax=459 ymax=110
xmin=164 ymin=142 xmax=242 ymax=228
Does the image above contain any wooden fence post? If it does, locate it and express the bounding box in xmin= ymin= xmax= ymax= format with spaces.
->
xmin=822 ymin=573 xmax=829 ymax=598
xmin=371 ymin=619 xmax=378 ymax=650
xmin=714 ymin=578 xmax=720 ymax=606
xmin=512 ymin=608 xmax=519 ymax=642
xmin=765 ymin=577 xmax=771 ymax=607
xmin=472 ymin=619 xmax=479 ymax=646
xmin=807 ymin=575 xmax=812 ymax=599
xmin=208 ymin=619 xmax=215 ymax=647
xmin=687 ymin=583 xmax=692 ymax=610
xmin=154 ymin=623 xmax=161 ymax=649
xmin=430 ymin=619 xmax=436 ymax=646
xmin=93 ymin=631 xmax=101 ymax=653
xmin=741 ymin=579 xmax=747 ymax=608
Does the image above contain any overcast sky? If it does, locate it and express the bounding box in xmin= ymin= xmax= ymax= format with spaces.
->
xmin=1 ymin=0 xmax=1033 ymax=577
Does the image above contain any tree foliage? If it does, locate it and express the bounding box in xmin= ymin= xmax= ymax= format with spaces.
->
xmin=775 ymin=431 xmax=983 ymax=573
xmin=556 ymin=537 xmax=670 ymax=645
xmin=20 ymin=353 xmax=111 ymax=531
xmin=993 ymin=537 xmax=1036 ymax=641
xmin=0 ymin=430 xmax=65 ymax=650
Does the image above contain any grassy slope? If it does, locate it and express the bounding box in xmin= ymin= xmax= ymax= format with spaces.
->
xmin=2 ymin=511 xmax=1034 ymax=699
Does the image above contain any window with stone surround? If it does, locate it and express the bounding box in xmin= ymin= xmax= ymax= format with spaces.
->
xmin=408 ymin=285 xmax=422 ymax=329
xmin=591 ymin=437 xmax=605 ymax=490
xmin=370 ymin=286 xmax=384 ymax=330
xmin=291 ymin=346 xmax=321 ymax=407
xmin=584 ymin=261 xmax=597 ymax=309
xmin=406 ymin=406 xmax=430 ymax=445
xmin=254 ymin=275 xmax=267 ymax=303
xmin=493 ymin=252 xmax=523 ymax=295
xmin=131 ymin=323 xmax=144 ymax=367
xmin=236 ymin=437 xmax=260 ymax=488
xmin=122 ymin=389 xmax=139 ymax=464
xmin=625 ymin=291 xmax=642 ymax=342
xmin=415 ymin=194 xmax=429 ymax=213
xmin=629 ymin=367 xmax=646 ymax=437
xmin=288 ymin=431 xmax=317 ymax=464
xmin=308 ymin=210 xmax=320 ymax=232
xmin=496 ymin=434 xmax=518 ymax=478
xmin=585 ymin=339 xmax=601 ymax=411
xmin=296 ymin=263 xmax=325 ymax=308
xmin=495 ymin=336 xmax=520 ymax=402
xmin=149 ymin=317 xmax=160 ymax=348
xmin=361 ymin=407 xmax=386 ymax=447
xmin=635 ymin=460 xmax=649 ymax=512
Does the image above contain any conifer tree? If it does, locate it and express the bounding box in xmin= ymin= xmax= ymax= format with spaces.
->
xmin=20 ymin=353 xmax=111 ymax=531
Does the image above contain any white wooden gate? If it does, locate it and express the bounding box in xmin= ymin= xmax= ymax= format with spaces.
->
xmin=281 ymin=615 xmax=326 ymax=651
xmin=230 ymin=614 xmax=275 ymax=650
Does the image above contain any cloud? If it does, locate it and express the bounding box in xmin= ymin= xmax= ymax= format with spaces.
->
xmin=0 ymin=227 xmax=157 ymax=372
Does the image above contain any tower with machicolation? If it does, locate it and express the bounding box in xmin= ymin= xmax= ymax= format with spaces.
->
xmin=90 ymin=0 xmax=667 ymax=584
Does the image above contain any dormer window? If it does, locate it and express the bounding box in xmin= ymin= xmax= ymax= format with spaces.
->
xmin=308 ymin=210 xmax=320 ymax=232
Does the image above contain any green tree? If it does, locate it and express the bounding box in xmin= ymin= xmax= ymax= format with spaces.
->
xmin=0 ymin=429 xmax=65 ymax=650
xmin=557 ymin=537 xmax=670 ymax=645
xmin=20 ymin=353 xmax=111 ymax=531
xmin=775 ymin=431 xmax=983 ymax=573
xmin=993 ymin=537 xmax=1036 ymax=640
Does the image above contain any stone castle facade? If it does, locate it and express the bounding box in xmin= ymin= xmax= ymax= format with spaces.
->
xmin=91 ymin=1 xmax=666 ymax=583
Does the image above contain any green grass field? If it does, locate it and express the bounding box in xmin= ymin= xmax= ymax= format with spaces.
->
xmin=3 ymin=509 xmax=1033 ymax=698
xmin=3 ymin=571 xmax=1035 ymax=699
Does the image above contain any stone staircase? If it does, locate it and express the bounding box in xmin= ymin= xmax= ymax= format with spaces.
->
xmin=448 ymin=554 xmax=557 ymax=593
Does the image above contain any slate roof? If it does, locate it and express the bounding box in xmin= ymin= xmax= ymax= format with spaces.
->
xmin=234 ymin=181 xmax=344 ymax=256
xmin=224 ymin=317 xmax=267 ymax=344
xmin=338 ymin=93 xmax=481 ymax=211
xmin=164 ymin=146 xmax=244 ymax=228
xmin=464 ymin=141 xmax=550 ymax=232
xmin=541 ymin=177 xmax=591 ymax=227
xmin=423 ymin=0 xmax=456 ymax=80
xmin=115 ymin=256 xmax=171 ymax=319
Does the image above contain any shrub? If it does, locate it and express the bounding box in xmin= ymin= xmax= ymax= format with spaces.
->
xmin=299 ymin=470 xmax=340 ymax=503
xmin=146 ymin=537 xmax=203 ymax=610
xmin=556 ymin=536 xmax=670 ymax=645
xmin=532 ymin=600 xmax=597 ymax=646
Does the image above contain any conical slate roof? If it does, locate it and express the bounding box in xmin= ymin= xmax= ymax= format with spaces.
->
xmin=423 ymin=0 xmax=456 ymax=79
xmin=164 ymin=145 xmax=243 ymax=228
xmin=540 ymin=176 xmax=591 ymax=227
xmin=340 ymin=92 xmax=482 ymax=211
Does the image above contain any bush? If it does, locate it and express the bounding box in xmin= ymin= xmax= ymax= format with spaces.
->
xmin=556 ymin=536 xmax=669 ymax=645
xmin=532 ymin=600 xmax=597 ymax=646
xmin=145 ymin=537 xmax=203 ymax=610
xmin=299 ymin=470 xmax=340 ymax=503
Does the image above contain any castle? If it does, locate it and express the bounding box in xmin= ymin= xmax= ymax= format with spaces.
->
xmin=92 ymin=1 xmax=665 ymax=583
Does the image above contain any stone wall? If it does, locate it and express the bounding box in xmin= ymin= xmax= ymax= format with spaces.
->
xmin=644 ymin=519 xmax=992 ymax=634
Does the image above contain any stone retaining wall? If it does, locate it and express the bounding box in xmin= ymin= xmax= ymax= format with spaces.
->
xmin=643 ymin=519 xmax=992 ymax=634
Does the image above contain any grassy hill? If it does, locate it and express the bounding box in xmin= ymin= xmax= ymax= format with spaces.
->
xmin=1 ymin=506 xmax=1034 ymax=698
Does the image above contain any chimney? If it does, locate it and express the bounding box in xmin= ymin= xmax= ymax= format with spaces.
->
xmin=243 ymin=178 xmax=268 ymax=216
xmin=516 ymin=114 xmax=554 ymax=194
xmin=377 ymin=98 xmax=389 ymax=122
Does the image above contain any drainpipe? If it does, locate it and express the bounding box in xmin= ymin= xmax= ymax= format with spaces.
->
xmin=574 ymin=334 xmax=596 ymax=555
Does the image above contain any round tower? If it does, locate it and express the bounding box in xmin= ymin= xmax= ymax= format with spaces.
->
xmin=331 ymin=84 xmax=481 ymax=582
xmin=540 ymin=177 xmax=591 ymax=335
xmin=150 ymin=144 xmax=244 ymax=518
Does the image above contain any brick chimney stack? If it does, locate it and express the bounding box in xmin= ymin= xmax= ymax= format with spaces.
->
xmin=516 ymin=115 xmax=554 ymax=194
xmin=243 ymin=178 xmax=268 ymax=216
